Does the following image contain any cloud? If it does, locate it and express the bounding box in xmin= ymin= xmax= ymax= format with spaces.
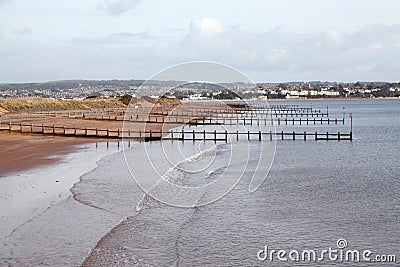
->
xmin=190 ymin=17 xmax=223 ymax=38
xmin=0 ymin=0 xmax=12 ymax=6
xmin=1 ymin=17 xmax=399 ymax=82
xmin=14 ymin=27 xmax=33 ymax=35
xmin=71 ymin=31 xmax=155 ymax=45
xmin=101 ymin=0 xmax=142 ymax=15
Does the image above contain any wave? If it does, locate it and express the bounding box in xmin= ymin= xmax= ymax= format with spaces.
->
xmin=135 ymin=142 xmax=223 ymax=212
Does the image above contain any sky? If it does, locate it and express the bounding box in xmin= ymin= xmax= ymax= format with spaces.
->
xmin=0 ymin=0 xmax=399 ymax=83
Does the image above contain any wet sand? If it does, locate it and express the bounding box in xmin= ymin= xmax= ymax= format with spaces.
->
xmin=0 ymin=132 xmax=94 ymax=177
xmin=0 ymin=120 xmax=179 ymax=176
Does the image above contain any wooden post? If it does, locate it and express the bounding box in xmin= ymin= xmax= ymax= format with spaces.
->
xmin=149 ymin=130 xmax=152 ymax=140
xmin=293 ymin=131 xmax=295 ymax=140
xmin=237 ymin=130 xmax=239 ymax=141
xmin=304 ymin=131 xmax=306 ymax=141
xmin=182 ymin=129 xmax=184 ymax=141
xmin=259 ymin=131 xmax=262 ymax=141
xmin=203 ymin=130 xmax=206 ymax=141
xmin=338 ymin=132 xmax=341 ymax=140
xmin=350 ymin=132 xmax=353 ymax=141
xmin=225 ymin=130 xmax=228 ymax=142
xmin=214 ymin=130 xmax=217 ymax=142
xmin=315 ymin=131 xmax=317 ymax=141
xmin=53 ymin=125 xmax=55 ymax=134
xmin=281 ymin=131 xmax=284 ymax=140
xmin=139 ymin=130 xmax=142 ymax=142
xmin=193 ymin=130 xmax=195 ymax=142
xmin=326 ymin=132 xmax=329 ymax=140
xmin=107 ymin=128 xmax=109 ymax=137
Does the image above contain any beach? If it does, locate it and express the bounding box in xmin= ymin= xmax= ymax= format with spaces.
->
xmin=0 ymin=100 xmax=399 ymax=266
xmin=0 ymin=132 xmax=97 ymax=176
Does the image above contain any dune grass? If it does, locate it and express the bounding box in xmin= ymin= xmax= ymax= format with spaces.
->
xmin=0 ymin=97 xmax=126 ymax=112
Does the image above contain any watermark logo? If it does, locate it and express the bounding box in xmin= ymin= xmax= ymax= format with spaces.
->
xmin=257 ymin=238 xmax=397 ymax=264
xmin=122 ymin=61 xmax=276 ymax=208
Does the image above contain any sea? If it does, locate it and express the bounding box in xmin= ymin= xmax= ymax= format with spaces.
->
xmin=1 ymin=100 xmax=399 ymax=266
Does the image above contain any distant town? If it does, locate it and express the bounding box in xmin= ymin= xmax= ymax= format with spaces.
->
xmin=0 ymin=80 xmax=399 ymax=100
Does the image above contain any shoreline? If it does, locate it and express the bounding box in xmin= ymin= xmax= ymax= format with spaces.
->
xmin=0 ymin=141 xmax=128 ymax=266
xmin=0 ymin=132 xmax=107 ymax=177
xmin=0 ymin=141 xmax=123 ymax=239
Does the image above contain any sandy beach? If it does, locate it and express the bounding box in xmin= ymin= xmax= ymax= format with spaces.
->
xmin=0 ymin=132 xmax=96 ymax=176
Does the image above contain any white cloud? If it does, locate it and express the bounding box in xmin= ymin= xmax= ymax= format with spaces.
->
xmin=101 ymin=0 xmax=142 ymax=15
xmin=190 ymin=17 xmax=223 ymax=38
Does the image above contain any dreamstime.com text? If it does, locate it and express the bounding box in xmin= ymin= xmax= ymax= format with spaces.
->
xmin=257 ymin=239 xmax=396 ymax=264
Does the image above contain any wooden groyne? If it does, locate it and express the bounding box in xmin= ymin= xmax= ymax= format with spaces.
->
xmin=0 ymin=122 xmax=352 ymax=141
xmin=0 ymin=103 xmax=353 ymax=142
